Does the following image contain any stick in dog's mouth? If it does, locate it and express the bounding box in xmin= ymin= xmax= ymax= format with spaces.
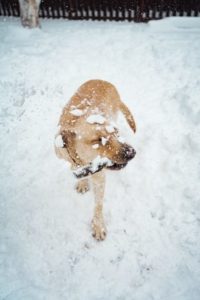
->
xmin=73 ymin=156 xmax=112 ymax=178
xmin=73 ymin=156 xmax=128 ymax=179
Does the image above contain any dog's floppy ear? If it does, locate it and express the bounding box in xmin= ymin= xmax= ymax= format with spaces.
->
xmin=119 ymin=101 xmax=136 ymax=133
xmin=61 ymin=130 xmax=82 ymax=166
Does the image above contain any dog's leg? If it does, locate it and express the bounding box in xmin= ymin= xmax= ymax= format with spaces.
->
xmin=91 ymin=170 xmax=107 ymax=241
xmin=76 ymin=178 xmax=90 ymax=194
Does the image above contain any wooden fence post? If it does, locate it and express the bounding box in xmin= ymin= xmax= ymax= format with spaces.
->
xmin=19 ymin=0 xmax=41 ymax=28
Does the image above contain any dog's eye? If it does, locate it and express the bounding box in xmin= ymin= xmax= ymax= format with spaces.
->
xmin=92 ymin=137 xmax=108 ymax=145
xmin=92 ymin=138 xmax=101 ymax=143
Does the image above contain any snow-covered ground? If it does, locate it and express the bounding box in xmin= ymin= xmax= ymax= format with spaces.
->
xmin=0 ymin=16 xmax=200 ymax=300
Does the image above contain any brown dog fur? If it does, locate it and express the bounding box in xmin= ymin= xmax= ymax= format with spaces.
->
xmin=55 ymin=80 xmax=136 ymax=240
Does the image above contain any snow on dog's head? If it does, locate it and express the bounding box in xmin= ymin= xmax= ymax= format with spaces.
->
xmin=67 ymin=116 xmax=136 ymax=175
xmin=86 ymin=114 xmax=106 ymax=125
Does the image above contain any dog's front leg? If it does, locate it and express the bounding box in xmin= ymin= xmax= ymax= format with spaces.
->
xmin=91 ymin=170 xmax=107 ymax=241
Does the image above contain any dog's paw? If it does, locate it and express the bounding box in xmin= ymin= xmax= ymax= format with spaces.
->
xmin=91 ymin=218 xmax=107 ymax=241
xmin=75 ymin=179 xmax=90 ymax=194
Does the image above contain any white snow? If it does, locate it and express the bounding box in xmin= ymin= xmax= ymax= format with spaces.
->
xmin=92 ymin=143 xmax=99 ymax=149
xmin=70 ymin=108 xmax=85 ymax=116
xmin=86 ymin=114 xmax=106 ymax=124
xmin=118 ymin=136 xmax=125 ymax=144
xmin=106 ymin=124 xmax=115 ymax=133
xmin=1 ymin=16 xmax=200 ymax=300
xmin=101 ymin=136 xmax=109 ymax=146
xmin=54 ymin=134 xmax=64 ymax=148
xmin=90 ymin=155 xmax=112 ymax=172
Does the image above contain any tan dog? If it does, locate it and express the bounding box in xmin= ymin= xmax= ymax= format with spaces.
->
xmin=55 ymin=80 xmax=136 ymax=240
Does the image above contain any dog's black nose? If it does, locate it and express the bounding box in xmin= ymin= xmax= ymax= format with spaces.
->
xmin=123 ymin=146 xmax=136 ymax=160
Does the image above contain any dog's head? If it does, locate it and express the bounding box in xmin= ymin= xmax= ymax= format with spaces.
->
xmin=58 ymin=115 xmax=136 ymax=176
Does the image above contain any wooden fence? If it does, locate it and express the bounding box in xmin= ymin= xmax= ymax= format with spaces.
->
xmin=0 ymin=0 xmax=200 ymax=22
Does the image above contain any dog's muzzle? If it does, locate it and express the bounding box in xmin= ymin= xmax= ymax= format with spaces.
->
xmin=73 ymin=145 xmax=136 ymax=178
xmin=107 ymin=145 xmax=136 ymax=171
xmin=122 ymin=145 xmax=136 ymax=160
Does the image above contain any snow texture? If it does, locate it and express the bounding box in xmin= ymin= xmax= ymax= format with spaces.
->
xmin=54 ymin=134 xmax=64 ymax=148
xmin=106 ymin=124 xmax=115 ymax=133
xmin=86 ymin=114 xmax=106 ymax=124
xmin=118 ymin=136 xmax=125 ymax=144
xmin=101 ymin=136 xmax=109 ymax=146
xmin=70 ymin=109 xmax=85 ymax=116
xmin=0 ymin=16 xmax=200 ymax=300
